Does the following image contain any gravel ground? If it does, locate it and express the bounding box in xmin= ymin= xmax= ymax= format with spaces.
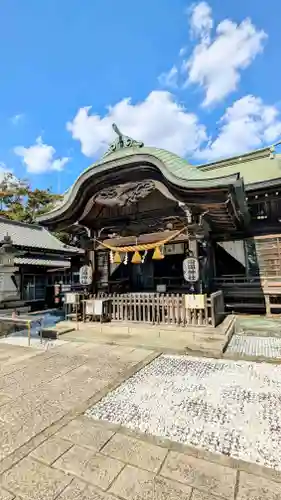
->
xmin=227 ymin=334 xmax=281 ymax=358
xmin=86 ymin=354 xmax=281 ymax=470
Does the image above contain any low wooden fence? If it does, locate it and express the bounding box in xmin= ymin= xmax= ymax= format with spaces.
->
xmin=91 ymin=291 xmax=225 ymax=327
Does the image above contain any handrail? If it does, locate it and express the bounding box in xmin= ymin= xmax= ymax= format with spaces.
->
xmin=0 ymin=315 xmax=44 ymax=346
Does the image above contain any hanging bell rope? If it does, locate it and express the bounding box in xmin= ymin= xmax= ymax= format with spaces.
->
xmin=113 ymin=251 xmax=121 ymax=264
xmin=131 ymin=250 xmax=142 ymax=264
xmin=95 ymin=227 xmax=186 ymax=253
xmin=152 ymin=246 xmax=164 ymax=260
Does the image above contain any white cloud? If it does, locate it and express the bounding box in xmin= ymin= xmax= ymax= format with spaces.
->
xmin=158 ymin=66 xmax=178 ymax=89
xmin=0 ymin=164 xmax=22 ymax=188
xmin=66 ymin=90 xmax=207 ymax=158
xmin=14 ymin=136 xmax=70 ymax=174
xmin=185 ymin=15 xmax=267 ymax=107
xmin=10 ymin=113 xmax=24 ymax=125
xmin=67 ymin=91 xmax=281 ymax=163
xmin=0 ymin=163 xmax=9 ymax=183
xmin=197 ymin=95 xmax=281 ymax=160
xmin=64 ymin=4 xmax=280 ymax=166
xmin=189 ymin=1 xmax=213 ymax=43
xmin=159 ymin=2 xmax=267 ymax=107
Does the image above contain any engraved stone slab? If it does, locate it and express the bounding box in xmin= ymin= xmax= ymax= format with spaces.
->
xmin=191 ymin=490 xmax=223 ymax=500
xmin=237 ymin=471 xmax=281 ymax=500
xmin=57 ymin=417 xmax=114 ymax=451
xmin=161 ymin=451 xmax=236 ymax=499
xmin=31 ymin=436 xmax=73 ymax=465
xmin=54 ymin=445 xmax=124 ymax=490
xmin=56 ymin=478 xmax=117 ymax=500
xmin=102 ymin=433 xmax=167 ymax=472
xmin=0 ymin=457 xmax=71 ymax=500
xmin=0 ymin=488 xmax=15 ymax=500
xmin=109 ymin=465 xmax=192 ymax=500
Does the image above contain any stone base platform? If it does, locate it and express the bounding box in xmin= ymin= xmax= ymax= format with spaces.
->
xmin=55 ymin=315 xmax=235 ymax=357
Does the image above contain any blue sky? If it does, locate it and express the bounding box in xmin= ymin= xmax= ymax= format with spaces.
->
xmin=0 ymin=0 xmax=281 ymax=193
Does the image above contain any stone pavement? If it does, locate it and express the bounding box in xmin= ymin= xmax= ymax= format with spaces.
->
xmin=58 ymin=316 xmax=235 ymax=357
xmin=0 ymin=342 xmax=280 ymax=499
xmin=226 ymin=334 xmax=281 ymax=360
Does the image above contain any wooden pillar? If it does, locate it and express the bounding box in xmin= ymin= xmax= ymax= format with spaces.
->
xmin=88 ymin=250 xmax=95 ymax=294
xmin=265 ymin=294 xmax=271 ymax=316
xmin=189 ymin=238 xmax=199 ymax=259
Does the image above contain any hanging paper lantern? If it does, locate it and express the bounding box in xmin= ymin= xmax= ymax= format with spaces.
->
xmin=152 ymin=246 xmax=164 ymax=260
xmin=113 ymin=251 xmax=121 ymax=264
xmin=131 ymin=251 xmax=142 ymax=264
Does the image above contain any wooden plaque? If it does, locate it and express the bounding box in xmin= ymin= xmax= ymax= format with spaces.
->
xmin=185 ymin=294 xmax=206 ymax=310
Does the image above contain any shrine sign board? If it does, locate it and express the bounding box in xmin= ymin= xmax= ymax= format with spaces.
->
xmin=183 ymin=257 xmax=199 ymax=283
xmin=79 ymin=265 xmax=92 ymax=286
xmin=65 ymin=293 xmax=79 ymax=305
xmin=164 ymin=243 xmax=184 ymax=256
xmin=185 ymin=294 xmax=206 ymax=310
xmin=85 ymin=299 xmax=103 ymax=315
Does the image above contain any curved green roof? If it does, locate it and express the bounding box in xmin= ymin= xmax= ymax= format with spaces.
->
xmin=47 ymin=144 xmax=210 ymax=218
xmin=37 ymin=124 xmax=243 ymax=223
xmin=83 ymin=145 xmax=206 ymax=180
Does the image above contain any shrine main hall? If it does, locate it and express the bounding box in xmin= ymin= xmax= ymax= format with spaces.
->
xmin=38 ymin=124 xmax=281 ymax=324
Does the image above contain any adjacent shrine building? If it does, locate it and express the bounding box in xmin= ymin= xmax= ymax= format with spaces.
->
xmin=0 ymin=217 xmax=83 ymax=309
xmin=37 ymin=124 xmax=281 ymax=317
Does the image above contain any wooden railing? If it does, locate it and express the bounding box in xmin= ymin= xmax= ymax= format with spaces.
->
xmin=92 ymin=291 xmax=225 ymax=327
xmin=214 ymin=275 xmax=281 ymax=314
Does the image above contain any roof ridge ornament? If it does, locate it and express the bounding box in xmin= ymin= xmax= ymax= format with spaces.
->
xmin=103 ymin=123 xmax=144 ymax=158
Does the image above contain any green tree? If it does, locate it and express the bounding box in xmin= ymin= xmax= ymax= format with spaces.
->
xmin=0 ymin=173 xmax=73 ymax=244
xmin=0 ymin=173 xmax=29 ymax=219
xmin=25 ymin=188 xmax=62 ymax=222
xmin=0 ymin=173 xmax=63 ymax=222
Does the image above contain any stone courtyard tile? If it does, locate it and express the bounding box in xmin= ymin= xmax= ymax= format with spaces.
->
xmin=237 ymin=471 xmax=281 ymax=500
xmin=0 ymin=487 xmax=15 ymax=500
xmin=53 ymin=445 xmax=124 ymax=490
xmin=160 ymin=451 xmax=236 ymax=499
xmin=0 ymin=390 xmax=64 ymax=426
xmin=102 ymin=433 xmax=167 ymax=472
xmin=191 ymin=490 xmax=222 ymax=500
xmin=57 ymin=478 xmax=117 ymax=500
xmin=30 ymin=436 xmax=73 ymax=465
xmin=0 ymin=394 xmax=12 ymax=408
xmin=0 ymin=456 xmax=71 ymax=500
xmin=36 ymin=365 xmax=111 ymax=412
xmin=57 ymin=417 xmax=114 ymax=451
xmin=0 ymin=350 xmax=86 ymax=400
xmin=0 ymin=420 xmax=44 ymax=461
xmin=0 ymin=342 xmax=153 ymax=464
xmin=108 ymin=347 xmax=153 ymax=364
xmin=54 ymin=479 xmax=87 ymax=499
xmin=109 ymin=464 xmax=192 ymax=500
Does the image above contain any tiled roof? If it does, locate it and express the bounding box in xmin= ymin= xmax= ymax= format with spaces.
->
xmin=198 ymin=154 xmax=281 ymax=187
xmin=15 ymin=256 xmax=71 ymax=267
xmin=0 ymin=218 xmax=82 ymax=253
